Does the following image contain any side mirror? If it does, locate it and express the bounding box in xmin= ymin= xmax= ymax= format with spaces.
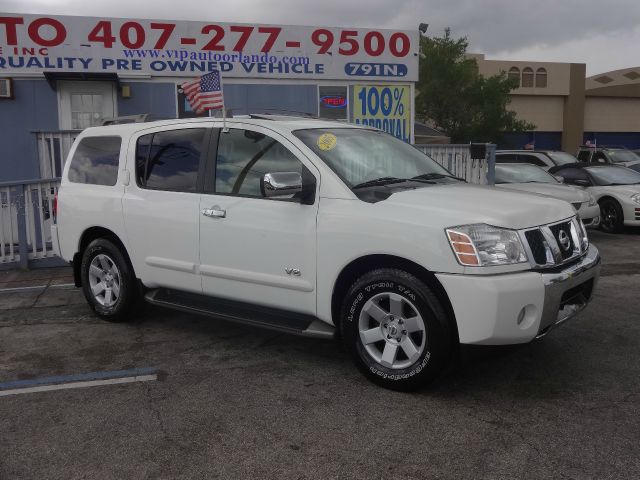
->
xmin=553 ymin=175 xmax=564 ymax=182
xmin=261 ymin=172 xmax=302 ymax=198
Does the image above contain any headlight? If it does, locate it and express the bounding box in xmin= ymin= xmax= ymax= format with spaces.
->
xmin=631 ymin=193 xmax=640 ymax=205
xmin=588 ymin=194 xmax=597 ymax=207
xmin=446 ymin=224 xmax=528 ymax=266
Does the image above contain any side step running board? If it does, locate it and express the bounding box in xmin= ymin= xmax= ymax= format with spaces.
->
xmin=144 ymin=288 xmax=335 ymax=340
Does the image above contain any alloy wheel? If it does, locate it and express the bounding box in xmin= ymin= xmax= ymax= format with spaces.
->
xmin=358 ymin=292 xmax=427 ymax=369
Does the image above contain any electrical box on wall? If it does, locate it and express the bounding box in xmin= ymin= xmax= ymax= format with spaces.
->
xmin=0 ymin=78 xmax=13 ymax=99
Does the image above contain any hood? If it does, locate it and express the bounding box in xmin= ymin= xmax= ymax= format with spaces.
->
xmin=379 ymin=183 xmax=576 ymax=230
xmin=496 ymin=182 xmax=590 ymax=203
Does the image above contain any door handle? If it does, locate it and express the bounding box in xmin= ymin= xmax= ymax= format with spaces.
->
xmin=202 ymin=206 xmax=226 ymax=218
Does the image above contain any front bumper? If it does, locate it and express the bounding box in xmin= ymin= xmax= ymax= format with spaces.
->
xmin=578 ymin=204 xmax=600 ymax=228
xmin=436 ymin=245 xmax=601 ymax=345
xmin=623 ymin=202 xmax=640 ymax=226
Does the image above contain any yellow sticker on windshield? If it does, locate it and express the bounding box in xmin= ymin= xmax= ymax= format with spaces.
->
xmin=317 ymin=133 xmax=337 ymax=151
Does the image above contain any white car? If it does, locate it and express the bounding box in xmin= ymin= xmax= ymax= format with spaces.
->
xmin=52 ymin=117 xmax=600 ymax=390
xmin=552 ymin=164 xmax=640 ymax=233
xmin=494 ymin=163 xmax=600 ymax=228
xmin=496 ymin=150 xmax=579 ymax=170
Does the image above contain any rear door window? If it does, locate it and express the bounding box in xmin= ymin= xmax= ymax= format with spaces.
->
xmin=136 ymin=129 xmax=206 ymax=193
xmin=67 ymin=136 xmax=121 ymax=186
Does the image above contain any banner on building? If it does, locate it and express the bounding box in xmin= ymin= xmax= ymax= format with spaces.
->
xmin=0 ymin=14 xmax=418 ymax=81
xmin=353 ymin=84 xmax=411 ymax=142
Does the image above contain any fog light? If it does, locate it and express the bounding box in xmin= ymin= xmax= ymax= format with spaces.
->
xmin=517 ymin=305 xmax=537 ymax=330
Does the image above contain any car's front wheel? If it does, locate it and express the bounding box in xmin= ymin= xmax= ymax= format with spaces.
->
xmin=340 ymin=268 xmax=453 ymax=391
xmin=599 ymin=198 xmax=624 ymax=233
xmin=80 ymin=238 xmax=139 ymax=322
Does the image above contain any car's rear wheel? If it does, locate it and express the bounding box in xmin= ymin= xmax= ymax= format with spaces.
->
xmin=599 ymin=198 xmax=624 ymax=233
xmin=340 ymin=268 xmax=452 ymax=391
xmin=80 ymin=238 xmax=139 ymax=322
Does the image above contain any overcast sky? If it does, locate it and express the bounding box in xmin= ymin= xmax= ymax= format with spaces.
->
xmin=1 ymin=0 xmax=638 ymax=75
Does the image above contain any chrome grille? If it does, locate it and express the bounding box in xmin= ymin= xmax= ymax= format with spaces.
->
xmin=522 ymin=217 xmax=586 ymax=268
xmin=549 ymin=221 xmax=576 ymax=260
xmin=524 ymin=229 xmax=548 ymax=265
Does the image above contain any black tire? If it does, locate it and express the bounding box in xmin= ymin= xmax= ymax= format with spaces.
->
xmin=599 ymin=198 xmax=624 ymax=233
xmin=80 ymin=238 xmax=139 ymax=322
xmin=339 ymin=268 xmax=452 ymax=391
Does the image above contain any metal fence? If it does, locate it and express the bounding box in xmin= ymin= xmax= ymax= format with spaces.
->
xmin=0 ymin=178 xmax=61 ymax=268
xmin=415 ymin=143 xmax=496 ymax=185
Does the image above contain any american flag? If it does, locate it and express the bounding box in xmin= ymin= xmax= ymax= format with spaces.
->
xmin=181 ymin=71 xmax=224 ymax=114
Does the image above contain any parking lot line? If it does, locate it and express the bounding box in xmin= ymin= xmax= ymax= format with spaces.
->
xmin=0 ymin=367 xmax=159 ymax=397
xmin=0 ymin=375 xmax=158 ymax=397
xmin=0 ymin=283 xmax=76 ymax=294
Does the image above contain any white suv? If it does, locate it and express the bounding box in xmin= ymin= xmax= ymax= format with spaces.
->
xmin=52 ymin=116 xmax=601 ymax=390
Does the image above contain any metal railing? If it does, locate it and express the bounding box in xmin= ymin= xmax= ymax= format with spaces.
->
xmin=33 ymin=130 xmax=79 ymax=179
xmin=415 ymin=143 xmax=496 ymax=185
xmin=0 ymin=178 xmax=60 ymax=268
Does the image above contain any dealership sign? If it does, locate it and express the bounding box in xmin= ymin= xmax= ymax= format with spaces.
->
xmin=0 ymin=14 xmax=418 ymax=81
xmin=354 ymin=84 xmax=411 ymax=142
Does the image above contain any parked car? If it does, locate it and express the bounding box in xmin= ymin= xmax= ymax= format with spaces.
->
xmin=496 ymin=150 xmax=579 ymax=170
xmin=550 ymin=163 xmax=640 ymax=233
xmin=628 ymin=162 xmax=640 ymax=174
xmin=575 ymin=145 xmax=640 ymax=167
xmin=53 ymin=117 xmax=600 ymax=391
xmin=494 ymin=163 xmax=600 ymax=227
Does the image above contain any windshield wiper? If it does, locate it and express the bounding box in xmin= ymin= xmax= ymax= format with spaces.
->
xmin=411 ymin=173 xmax=466 ymax=182
xmin=352 ymin=177 xmax=407 ymax=189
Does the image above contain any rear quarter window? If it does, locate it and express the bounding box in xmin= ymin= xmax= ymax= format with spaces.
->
xmin=67 ymin=136 xmax=121 ymax=186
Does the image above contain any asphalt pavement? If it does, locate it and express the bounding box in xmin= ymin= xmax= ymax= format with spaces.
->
xmin=0 ymin=229 xmax=639 ymax=479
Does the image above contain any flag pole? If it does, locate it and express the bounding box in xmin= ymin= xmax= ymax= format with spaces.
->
xmin=220 ymin=70 xmax=228 ymax=133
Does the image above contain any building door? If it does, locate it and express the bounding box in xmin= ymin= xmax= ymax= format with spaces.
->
xmin=58 ymin=81 xmax=116 ymax=130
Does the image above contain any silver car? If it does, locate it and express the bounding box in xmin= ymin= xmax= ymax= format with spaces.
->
xmin=495 ymin=163 xmax=600 ymax=228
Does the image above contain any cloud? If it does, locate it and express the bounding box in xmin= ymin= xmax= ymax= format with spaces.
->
xmin=1 ymin=0 xmax=638 ymax=74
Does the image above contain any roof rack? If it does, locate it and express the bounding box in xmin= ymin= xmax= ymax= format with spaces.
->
xmin=249 ymin=109 xmax=319 ymax=121
xmin=101 ymin=114 xmax=150 ymax=125
xmin=579 ymin=144 xmax=629 ymax=150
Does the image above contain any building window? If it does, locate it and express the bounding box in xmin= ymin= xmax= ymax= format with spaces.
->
xmin=318 ymin=86 xmax=348 ymax=121
xmin=535 ymin=68 xmax=548 ymax=88
xmin=522 ymin=67 xmax=534 ymax=88
xmin=508 ymin=67 xmax=520 ymax=86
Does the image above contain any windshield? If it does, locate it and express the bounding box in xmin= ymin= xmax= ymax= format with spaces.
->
xmin=495 ymin=164 xmax=559 ymax=184
xmin=585 ymin=165 xmax=640 ymax=185
xmin=605 ymin=149 xmax=640 ymax=163
xmin=293 ymin=128 xmax=453 ymax=188
xmin=547 ymin=151 xmax=578 ymax=165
